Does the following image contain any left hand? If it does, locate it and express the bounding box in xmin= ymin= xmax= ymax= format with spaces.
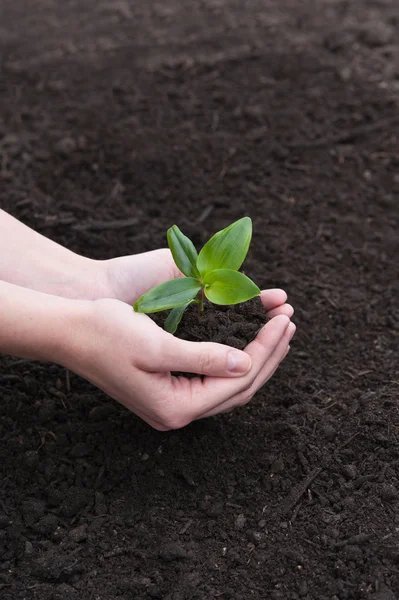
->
xmin=101 ymin=249 xmax=181 ymax=305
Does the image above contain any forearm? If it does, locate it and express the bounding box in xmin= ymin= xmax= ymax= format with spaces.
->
xmin=0 ymin=280 xmax=87 ymax=363
xmin=0 ymin=209 xmax=106 ymax=299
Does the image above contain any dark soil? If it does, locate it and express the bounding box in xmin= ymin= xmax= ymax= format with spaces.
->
xmin=1 ymin=1 xmax=399 ymax=599
xmin=153 ymin=297 xmax=266 ymax=348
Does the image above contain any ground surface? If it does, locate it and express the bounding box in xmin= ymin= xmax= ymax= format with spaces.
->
xmin=1 ymin=1 xmax=399 ymax=599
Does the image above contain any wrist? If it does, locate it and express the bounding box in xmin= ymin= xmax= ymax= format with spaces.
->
xmin=55 ymin=298 xmax=95 ymax=372
xmin=0 ymin=280 xmax=92 ymax=365
xmin=68 ymin=256 xmax=111 ymax=301
xmin=39 ymin=254 xmax=110 ymax=301
xmin=0 ymin=210 xmax=107 ymax=300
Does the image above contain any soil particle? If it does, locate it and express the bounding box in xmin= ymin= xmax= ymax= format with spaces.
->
xmin=52 ymin=584 xmax=78 ymax=600
xmin=22 ymin=500 xmax=46 ymax=526
xmin=159 ymin=542 xmax=191 ymax=562
xmin=70 ymin=443 xmax=93 ymax=458
xmin=0 ymin=516 xmax=10 ymax=530
xmin=235 ymin=514 xmax=247 ymax=530
xmin=54 ymin=137 xmax=77 ymax=156
xmin=34 ymin=514 xmax=59 ymax=535
xmin=23 ymin=450 xmax=40 ymax=469
xmin=68 ymin=524 xmax=88 ymax=543
xmin=342 ymin=464 xmax=358 ymax=480
xmin=379 ymin=484 xmax=399 ymax=503
xmin=358 ymin=22 xmax=395 ymax=47
xmin=58 ymin=488 xmax=93 ymax=519
xmin=369 ymin=592 xmax=398 ymax=600
xmin=32 ymin=549 xmax=84 ymax=582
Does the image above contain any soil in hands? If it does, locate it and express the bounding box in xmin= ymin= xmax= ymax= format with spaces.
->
xmin=153 ymin=296 xmax=265 ymax=348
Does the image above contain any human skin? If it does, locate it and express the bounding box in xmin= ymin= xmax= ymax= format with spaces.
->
xmin=0 ymin=209 xmax=295 ymax=430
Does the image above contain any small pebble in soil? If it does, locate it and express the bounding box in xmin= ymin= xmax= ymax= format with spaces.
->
xmin=68 ymin=524 xmax=88 ymax=543
xmin=323 ymin=425 xmax=337 ymax=441
xmin=32 ymin=549 xmax=83 ymax=581
xmin=0 ymin=514 xmax=10 ymax=529
xmin=369 ymin=591 xmax=398 ymax=600
xmin=342 ymin=464 xmax=357 ymax=480
xmin=52 ymin=583 xmax=78 ymax=599
xmin=55 ymin=137 xmax=77 ymax=156
xmin=358 ymin=22 xmax=394 ymax=47
xmin=70 ymin=442 xmax=93 ymax=458
xmin=22 ymin=450 xmax=40 ymax=470
xmin=24 ymin=541 xmax=34 ymax=555
xmin=235 ymin=514 xmax=247 ymax=530
xmin=258 ymin=519 xmax=266 ymax=529
xmin=379 ymin=483 xmax=398 ymax=503
xmin=158 ymin=541 xmax=190 ymax=561
xmin=248 ymin=530 xmax=263 ymax=544
xmin=34 ymin=514 xmax=59 ymax=535
xmin=59 ymin=487 xmax=93 ymax=518
xmin=271 ymin=457 xmax=285 ymax=474
xmin=89 ymin=405 xmax=115 ymax=421
xmin=22 ymin=499 xmax=45 ymax=526
xmin=298 ymin=580 xmax=308 ymax=596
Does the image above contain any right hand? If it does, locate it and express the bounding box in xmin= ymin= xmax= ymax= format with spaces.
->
xmin=62 ymin=294 xmax=295 ymax=430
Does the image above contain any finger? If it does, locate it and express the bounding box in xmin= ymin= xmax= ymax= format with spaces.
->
xmin=259 ymin=289 xmax=288 ymax=312
xmin=203 ymin=324 xmax=295 ymax=417
xmin=135 ymin=316 xmax=291 ymax=430
xmin=241 ymin=314 xmax=291 ymax=372
xmin=244 ymin=323 xmax=295 ymax=396
xmin=200 ymin=323 xmax=295 ymax=418
xmin=156 ymin=336 xmax=252 ymax=377
xmin=180 ymin=315 xmax=291 ymax=418
xmin=132 ymin=315 xmax=251 ymax=378
xmin=133 ymin=335 xmax=293 ymax=431
xmin=267 ymin=303 xmax=294 ymax=319
xmin=217 ymin=345 xmax=291 ymax=415
xmin=259 ymin=289 xmax=294 ymax=318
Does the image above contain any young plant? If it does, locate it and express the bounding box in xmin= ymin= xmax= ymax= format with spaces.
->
xmin=133 ymin=217 xmax=261 ymax=334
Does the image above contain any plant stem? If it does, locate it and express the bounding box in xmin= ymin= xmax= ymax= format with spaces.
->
xmin=198 ymin=288 xmax=205 ymax=316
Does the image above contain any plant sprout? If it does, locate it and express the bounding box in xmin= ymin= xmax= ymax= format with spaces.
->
xmin=133 ymin=217 xmax=261 ymax=334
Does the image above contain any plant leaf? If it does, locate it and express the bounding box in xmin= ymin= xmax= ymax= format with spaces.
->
xmin=203 ymin=269 xmax=260 ymax=305
xmin=134 ymin=278 xmax=201 ymax=313
xmin=167 ymin=225 xmax=200 ymax=278
xmin=164 ymin=301 xmax=192 ymax=334
xmin=197 ymin=217 xmax=252 ymax=276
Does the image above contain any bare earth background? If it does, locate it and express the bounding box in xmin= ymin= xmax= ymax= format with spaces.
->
xmin=0 ymin=1 xmax=399 ymax=599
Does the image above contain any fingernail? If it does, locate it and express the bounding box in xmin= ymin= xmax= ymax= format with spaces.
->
xmin=227 ymin=350 xmax=251 ymax=373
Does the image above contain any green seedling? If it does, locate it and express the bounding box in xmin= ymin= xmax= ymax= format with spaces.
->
xmin=133 ymin=217 xmax=261 ymax=334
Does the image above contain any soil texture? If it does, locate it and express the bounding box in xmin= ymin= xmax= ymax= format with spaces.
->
xmin=0 ymin=1 xmax=399 ymax=599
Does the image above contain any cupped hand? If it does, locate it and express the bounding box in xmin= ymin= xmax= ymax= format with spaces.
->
xmin=102 ymin=249 xmax=182 ymax=305
xmin=63 ymin=290 xmax=295 ymax=430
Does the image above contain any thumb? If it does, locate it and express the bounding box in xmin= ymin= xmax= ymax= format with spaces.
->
xmin=159 ymin=338 xmax=252 ymax=377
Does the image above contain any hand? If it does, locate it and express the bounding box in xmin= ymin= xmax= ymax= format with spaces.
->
xmin=62 ymin=291 xmax=295 ymax=430
xmin=99 ymin=249 xmax=181 ymax=305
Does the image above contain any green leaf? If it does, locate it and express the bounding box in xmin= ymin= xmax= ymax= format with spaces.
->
xmin=203 ymin=269 xmax=260 ymax=305
xmin=134 ymin=278 xmax=201 ymax=313
xmin=167 ymin=225 xmax=200 ymax=278
xmin=197 ymin=217 xmax=252 ymax=276
xmin=164 ymin=301 xmax=192 ymax=334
